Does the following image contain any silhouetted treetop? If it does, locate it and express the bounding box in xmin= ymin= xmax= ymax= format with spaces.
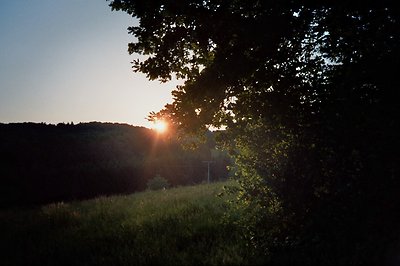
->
xmin=110 ymin=0 xmax=399 ymax=132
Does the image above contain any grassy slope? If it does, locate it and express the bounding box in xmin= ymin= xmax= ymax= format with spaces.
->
xmin=0 ymin=182 xmax=250 ymax=266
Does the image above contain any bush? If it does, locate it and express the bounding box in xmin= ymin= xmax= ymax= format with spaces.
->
xmin=147 ymin=175 xmax=170 ymax=190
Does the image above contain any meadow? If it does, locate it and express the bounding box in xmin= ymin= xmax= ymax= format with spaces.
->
xmin=0 ymin=181 xmax=256 ymax=266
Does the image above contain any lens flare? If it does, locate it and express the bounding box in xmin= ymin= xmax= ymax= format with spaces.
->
xmin=152 ymin=120 xmax=167 ymax=133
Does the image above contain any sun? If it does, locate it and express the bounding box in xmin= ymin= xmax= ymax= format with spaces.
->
xmin=152 ymin=120 xmax=168 ymax=133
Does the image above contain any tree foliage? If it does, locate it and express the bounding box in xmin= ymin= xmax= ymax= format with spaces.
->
xmin=110 ymin=1 xmax=399 ymax=264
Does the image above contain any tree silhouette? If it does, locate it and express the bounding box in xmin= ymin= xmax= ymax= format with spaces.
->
xmin=110 ymin=1 xmax=399 ymax=264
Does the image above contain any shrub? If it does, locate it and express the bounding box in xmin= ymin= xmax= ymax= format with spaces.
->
xmin=147 ymin=175 xmax=170 ymax=191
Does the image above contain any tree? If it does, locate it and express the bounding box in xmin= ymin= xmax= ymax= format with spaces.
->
xmin=110 ymin=1 xmax=400 ymax=264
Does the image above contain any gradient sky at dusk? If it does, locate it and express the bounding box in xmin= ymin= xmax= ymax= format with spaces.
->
xmin=0 ymin=0 xmax=179 ymax=127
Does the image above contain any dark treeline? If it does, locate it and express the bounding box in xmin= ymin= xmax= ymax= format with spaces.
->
xmin=0 ymin=122 xmax=230 ymax=207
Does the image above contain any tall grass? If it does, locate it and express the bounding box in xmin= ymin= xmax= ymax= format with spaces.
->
xmin=0 ymin=181 xmax=253 ymax=266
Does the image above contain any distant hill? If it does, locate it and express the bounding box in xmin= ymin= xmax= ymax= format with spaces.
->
xmin=0 ymin=122 xmax=231 ymax=207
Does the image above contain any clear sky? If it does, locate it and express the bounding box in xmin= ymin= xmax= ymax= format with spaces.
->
xmin=0 ymin=0 xmax=179 ymax=128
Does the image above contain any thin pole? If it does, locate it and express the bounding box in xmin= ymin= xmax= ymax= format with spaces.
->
xmin=203 ymin=161 xmax=213 ymax=183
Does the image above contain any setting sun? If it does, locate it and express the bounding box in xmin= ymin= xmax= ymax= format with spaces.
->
xmin=152 ymin=120 xmax=167 ymax=133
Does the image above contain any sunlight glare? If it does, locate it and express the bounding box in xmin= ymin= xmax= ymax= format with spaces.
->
xmin=152 ymin=120 xmax=167 ymax=133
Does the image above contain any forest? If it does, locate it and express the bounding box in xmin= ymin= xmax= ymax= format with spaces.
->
xmin=0 ymin=122 xmax=230 ymax=207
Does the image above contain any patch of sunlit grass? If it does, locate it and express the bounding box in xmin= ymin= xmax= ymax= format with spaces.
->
xmin=0 ymin=181 xmax=250 ymax=266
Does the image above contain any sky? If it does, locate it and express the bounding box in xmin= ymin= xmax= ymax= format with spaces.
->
xmin=0 ymin=0 xmax=180 ymax=128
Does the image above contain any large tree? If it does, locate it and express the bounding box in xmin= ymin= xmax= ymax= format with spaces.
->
xmin=110 ymin=1 xmax=399 ymax=264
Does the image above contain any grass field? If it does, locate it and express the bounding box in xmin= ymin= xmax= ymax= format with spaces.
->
xmin=0 ymin=181 xmax=254 ymax=266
